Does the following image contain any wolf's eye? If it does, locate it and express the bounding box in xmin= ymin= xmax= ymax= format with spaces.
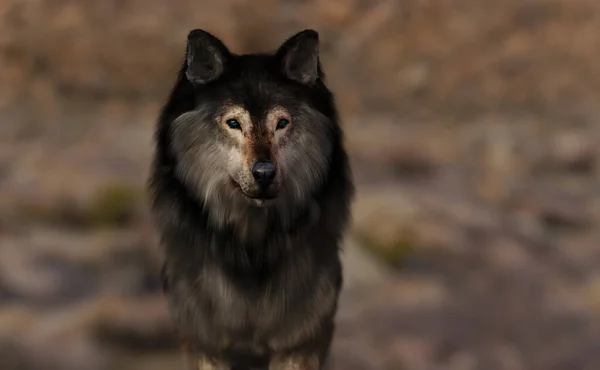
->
xmin=276 ymin=118 xmax=290 ymax=130
xmin=226 ymin=119 xmax=241 ymax=130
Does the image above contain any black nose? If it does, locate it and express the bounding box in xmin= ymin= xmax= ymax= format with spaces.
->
xmin=252 ymin=162 xmax=276 ymax=184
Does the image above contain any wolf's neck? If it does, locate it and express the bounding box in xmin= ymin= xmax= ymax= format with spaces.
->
xmin=153 ymin=178 xmax=317 ymax=264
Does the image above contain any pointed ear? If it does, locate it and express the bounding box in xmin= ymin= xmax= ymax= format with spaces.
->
xmin=275 ymin=29 xmax=321 ymax=85
xmin=185 ymin=29 xmax=230 ymax=84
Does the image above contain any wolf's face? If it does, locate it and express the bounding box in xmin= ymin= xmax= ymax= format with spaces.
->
xmin=168 ymin=29 xmax=336 ymax=216
xmin=217 ymin=103 xmax=291 ymax=201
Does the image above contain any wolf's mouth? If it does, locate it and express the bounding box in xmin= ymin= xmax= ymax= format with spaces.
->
xmin=234 ymin=182 xmax=279 ymax=202
xmin=241 ymin=191 xmax=279 ymax=208
xmin=242 ymin=189 xmax=278 ymax=201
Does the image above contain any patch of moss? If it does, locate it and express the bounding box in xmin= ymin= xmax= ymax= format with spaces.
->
xmin=356 ymin=227 xmax=418 ymax=268
xmin=14 ymin=182 xmax=144 ymax=229
xmin=87 ymin=183 xmax=143 ymax=228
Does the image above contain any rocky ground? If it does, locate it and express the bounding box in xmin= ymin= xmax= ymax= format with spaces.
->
xmin=2 ymin=0 xmax=600 ymax=369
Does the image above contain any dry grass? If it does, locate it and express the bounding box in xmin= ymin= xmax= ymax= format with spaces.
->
xmin=2 ymin=0 xmax=600 ymax=122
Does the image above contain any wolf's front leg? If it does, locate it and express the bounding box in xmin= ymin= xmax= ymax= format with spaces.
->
xmin=196 ymin=355 xmax=230 ymax=370
xmin=181 ymin=340 xmax=230 ymax=370
xmin=269 ymin=353 xmax=320 ymax=370
xmin=184 ymin=352 xmax=230 ymax=370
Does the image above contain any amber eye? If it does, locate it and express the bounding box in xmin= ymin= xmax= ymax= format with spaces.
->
xmin=276 ymin=118 xmax=290 ymax=130
xmin=226 ymin=119 xmax=241 ymax=130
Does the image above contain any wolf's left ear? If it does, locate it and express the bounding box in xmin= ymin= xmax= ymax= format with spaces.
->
xmin=185 ymin=29 xmax=230 ymax=84
xmin=275 ymin=30 xmax=320 ymax=85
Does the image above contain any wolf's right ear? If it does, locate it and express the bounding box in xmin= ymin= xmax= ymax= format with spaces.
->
xmin=185 ymin=29 xmax=230 ymax=84
xmin=275 ymin=29 xmax=320 ymax=85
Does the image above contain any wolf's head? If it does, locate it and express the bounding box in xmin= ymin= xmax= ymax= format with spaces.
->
xmin=166 ymin=29 xmax=339 ymax=223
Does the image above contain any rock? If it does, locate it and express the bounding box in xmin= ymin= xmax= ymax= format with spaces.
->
xmin=549 ymin=130 xmax=596 ymax=174
xmin=350 ymin=185 xmax=424 ymax=267
xmin=0 ymin=228 xmax=161 ymax=305
xmin=0 ymin=294 xmax=177 ymax=370
xmin=340 ymin=237 xmax=394 ymax=293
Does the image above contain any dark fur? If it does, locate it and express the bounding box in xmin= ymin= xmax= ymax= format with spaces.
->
xmin=147 ymin=29 xmax=354 ymax=369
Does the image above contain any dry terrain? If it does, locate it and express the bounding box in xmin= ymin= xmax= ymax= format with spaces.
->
xmin=1 ymin=0 xmax=600 ymax=369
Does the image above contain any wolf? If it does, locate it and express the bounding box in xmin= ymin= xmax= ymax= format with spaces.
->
xmin=147 ymin=28 xmax=354 ymax=370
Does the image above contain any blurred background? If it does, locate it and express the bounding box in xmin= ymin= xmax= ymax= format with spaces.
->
xmin=1 ymin=0 xmax=600 ymax=369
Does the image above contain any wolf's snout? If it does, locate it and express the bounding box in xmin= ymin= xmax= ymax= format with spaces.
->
xmin=252 ymin=161 xmax=276 ymax=184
